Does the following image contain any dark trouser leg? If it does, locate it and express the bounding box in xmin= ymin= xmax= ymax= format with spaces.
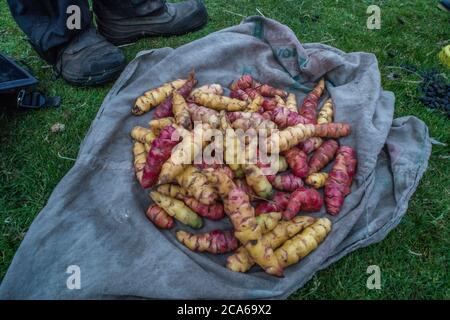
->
xmin=7 ymin=0 xmax=92 ymax=64
xmin=93 ymin=0 xmax=166 ymax=19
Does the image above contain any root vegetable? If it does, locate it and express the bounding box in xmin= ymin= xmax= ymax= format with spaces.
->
xmin=244 ymin=164 xmax=273 ymax=199
xmin=275 ymin=218 xmax=332 ymax=268
xmin=187 ymin=103 xmax=220 ymax=128
xmin=227 ymin=216 xmax=316 ymax=272
xmin=158 ymin=124 xmax=209 ymax=184
xmin=156 ymin=184 xmax=187 ymax=200
xmin=269 ymin=173 xmax=304 ymax=192
xmin=230 ymin=74 xmax=254 ymax=91
xmin=206 ymin=171 xmax=282 ymax=275
xmin=183 ymin=197 xmax=225 ymax=220
xmin=145 ymin=204 xmax=174 ymax=229
xmin=224 ymin=187 xmax=261 ymax=243
xmin=172 ymin=92 xmax=193 ymax=130
xmin=277 ymin=156 xmax=289 ymax=172
xmin=274 ymin=95 xmax=286 ymax=107
xmin=231 ymin=115 xmax=277 ymax=133
xmin=284 ymin=147 xmax=309 ymax=178
xmin=149 ymin=117 xmax=175 ymax=135
xmin=176 ymin=230 xmax=238 ymax=254
xmin=191 ymin=91 xmax=248 ymax=111
xmin=262 ymin=98 xmax=278 ymax=111
xmin=305 ymin=172 xmax=329 ymax=189
xmin=255 ymin=191 xmax=290 ymax=215
xmin=267 ymin=123 xmax=351 ymax=153
xmin=246 ymin=93 xmax=264 ymax=112
xmin=141 ymin=125 xmax=179 ymax=188
xmin=271 ymin=106 xmax=309 ymax=129
xmin=220 ymin=112 xmax=244 ymax=171
xmin=298 ymin=79 xmax=325 ymax=123
xmin=227 ymin=111 xmax=264 ymax=123
xmin=204 ymin=167 xmax=236 ymax=198
xmin=190 ymin=84 xmax=223 ymax=97
xmin=131 ymin=126 xmax=156 ymax=145
xmin=244 ymin=237 xmax=283 ymax=277
xmin=317 ymin=99 xmax=334 ymax=124
xmin=286 ymin=93 xmax=298 ymax=113
xmin=133 ymin=142 xmax=147 ymax=183
xmin=256 ymin=84 xmax=287 ymax=98
xmin=283 ymin=187 xmax=324 ymax=220
xmin=150 ymin=191 xmax=203 ymax=228
xmin=313 ymin=123 xmax=351 ymax=139
xmin=324 ymin=146 xmax=357 ymax=215
xmin=343 ymin=146 xmax=357 ymax=181
xmin=298 ymin=137 xmax=323 ymax=154
xmin=176 ymin=165 xmax=218 ymax=205
xmin=157 ymin=184 xmax=224 ymax=220
xmin=230 ymin=89 xmax=250 ymax=101
xmin=256 ymin=212 xmax=282 ymax=234
xmin=133 ymin=79 xmax=187 ymax=115
xmin=153 ymin=97 xmax=174 ymax=119
xmin=152 ymin=72 xmax=197 ymax=119
xmin=308 ymin=139 xmax=339 ymax=174
xmin=235 ymin=179 xmax=257 ymax=201
xmin=255 ymin=202 xmax=280 ymax=216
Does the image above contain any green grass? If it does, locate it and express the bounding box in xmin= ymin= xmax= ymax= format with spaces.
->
xmin=0 ymin=0 xmax=449 ymax=299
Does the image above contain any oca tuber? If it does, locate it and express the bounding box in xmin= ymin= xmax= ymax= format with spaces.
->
xmin=308 ymin=139 xmax=339 ymax=175
xmin=227 ymin=216 xmax=316 ymax=273
xmin=305 ymin=172 xmax=329 ymax=189
xmin=275 ymin=218 xmax=332 ymax=268
xmin=298 ymin=79 xmax=325 ymax=124
xmin=150 ymin=191 xmax=202 ymax=228
xmin=284 ymin=147 xmax=309 ymax=178
xmin=317 ymin=99 xmax=334 ymax=124
xmin=133 ymin=79 xmax=187 ymax=116
xmin=146 ymin=204 xmax=174 ymax=229
xmin=176 ymin=230 xmax=238 ymax=254
xmin=324 ymin=146 xmax=357 ymax=215
xmin=172 ymin=92 xmax=193 ymax=130
xmin=141 ymin=125 xmax=179 ymax=188
xmin=283 ymin=187 xmax=323 ymax=220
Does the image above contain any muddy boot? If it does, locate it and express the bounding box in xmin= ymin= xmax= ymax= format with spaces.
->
xmin=55 ymin=27 xmax=126 ymax=86
xmin=95 ymin=0 xmax=208 ymax=45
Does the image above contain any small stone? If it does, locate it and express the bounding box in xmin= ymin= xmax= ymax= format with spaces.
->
xmin=50 ymin=123 xmax=65 ymax=133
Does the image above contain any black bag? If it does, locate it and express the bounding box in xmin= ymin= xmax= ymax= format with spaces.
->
xmin=0 ymin=53 xmax=60 ymax=109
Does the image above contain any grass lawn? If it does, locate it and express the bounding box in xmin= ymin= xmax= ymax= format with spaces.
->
xmin=0 ymin=0 xmax=449 ymax=299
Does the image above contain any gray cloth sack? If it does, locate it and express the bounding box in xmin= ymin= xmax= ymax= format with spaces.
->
xmin=0 ymin=17 xmax=431 ymax=299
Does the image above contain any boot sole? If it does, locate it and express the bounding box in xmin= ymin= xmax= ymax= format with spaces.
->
xmin=96 ymin=14 xmax=208 ymax=46
xmin=61 ymin=62 xmax=127 ymax=87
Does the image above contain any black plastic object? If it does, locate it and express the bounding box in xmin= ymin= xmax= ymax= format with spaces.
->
xmin=0 ymin=53 xmax=60 ymax=109
xmin=0 ymin=53 xmax=38 ymax=93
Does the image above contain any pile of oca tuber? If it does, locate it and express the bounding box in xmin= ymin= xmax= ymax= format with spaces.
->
xmin=130 ymin=72 xmax=357 ymax=277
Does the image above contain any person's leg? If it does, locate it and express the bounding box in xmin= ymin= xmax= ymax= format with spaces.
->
xmin=93 ymin=0 xmax=166 ymax=19
xmin=94 ymin=0 xmax=208 ymax=45
xmin=7 ymin=0 xmax=126 ymax=86
xmin=7 ymin=0 xmax=92 ymax=64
